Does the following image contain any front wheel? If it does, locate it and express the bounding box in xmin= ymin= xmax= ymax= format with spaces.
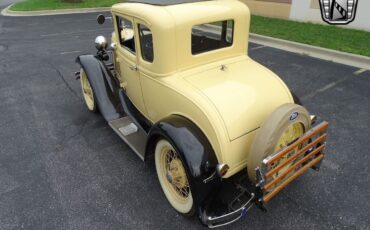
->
xmin=80 ymin=68 xmax=98 ymax=113
xmin=154 ymin=139 xmax=195 ymax=216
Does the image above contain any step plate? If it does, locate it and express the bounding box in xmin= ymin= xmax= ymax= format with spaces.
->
xmin=109 ymin=117 xmax=147 ymax=161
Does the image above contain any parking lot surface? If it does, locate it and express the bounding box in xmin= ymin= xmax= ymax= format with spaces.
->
xmin=0 ymin=9 xmax=369 ymax=230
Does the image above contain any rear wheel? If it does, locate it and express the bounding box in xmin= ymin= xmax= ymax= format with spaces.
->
xmin=247 ymin=103 xmax=311 ymax=186
xmin=154 ymin=139 xmax=195 ymax=216
xmin=80 ymin=68 xmax=97 ymax=113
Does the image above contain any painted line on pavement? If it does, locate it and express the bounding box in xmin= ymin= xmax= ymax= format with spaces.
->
xmin=250 ymin=45 xmax=265 ymax=51
xmin=302 ymin=76 xmax=350 ymax=100
xmin=354 ymin=68 xmax=367 ymax=75
xmin=27 ymin=18 xmax=96 ymax=27
xmin=60 ymin=50 xmax=82 ymax=55
xmin=41 ymin=28 xmax=111 ymax=37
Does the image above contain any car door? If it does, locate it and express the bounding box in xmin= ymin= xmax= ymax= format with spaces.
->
xmin=114 ymin=15 xmax=146 ymax=114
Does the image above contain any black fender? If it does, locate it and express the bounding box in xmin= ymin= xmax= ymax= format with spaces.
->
xmin=76 ymin=55 xmax=124 ymax=121
xmin=146 ymin=115 xmax=220 ymax=208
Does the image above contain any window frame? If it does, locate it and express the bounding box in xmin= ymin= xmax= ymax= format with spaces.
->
xmin=191 ymin=19 xmax=235 ymax=55
xmin=138 ymin=23 xmax=154 ymax=63
xmin=116 ymin=15 xmax=137 ymax=55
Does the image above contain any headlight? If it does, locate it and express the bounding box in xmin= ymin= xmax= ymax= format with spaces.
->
xmin=94 ymin=36 xmax=108 ymax=51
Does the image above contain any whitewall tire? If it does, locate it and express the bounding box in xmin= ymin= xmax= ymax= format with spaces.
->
xmin=154 ymin=139 xmax=195 ymax=215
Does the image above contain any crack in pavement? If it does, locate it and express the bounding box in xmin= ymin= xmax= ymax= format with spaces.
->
xmin=47 ymin=61 xmax=79 ymax=98
xmin=56 ymin=118 xmax=88 ymax=153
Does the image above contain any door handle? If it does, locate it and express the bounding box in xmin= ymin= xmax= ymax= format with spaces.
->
xmin=129 ymin=65 xmax=138 ymax=71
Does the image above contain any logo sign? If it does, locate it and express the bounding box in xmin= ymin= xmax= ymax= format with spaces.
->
xmin=290 ymin=112 xmax=299 ymax=121
xmin=319 ymin=0 xmax=359 ymax=25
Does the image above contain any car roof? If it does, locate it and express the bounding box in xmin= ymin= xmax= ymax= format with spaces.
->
xmin=124 ymin=0 xmax=210 ymax=6
xmin=112 ymin=0 xmax=247 ymax=29
xmin=111 ymin=0 xmax=250 ymax=74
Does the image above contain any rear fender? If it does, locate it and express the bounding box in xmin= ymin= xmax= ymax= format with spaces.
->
xmin=146 ymin=115 xmax=220 ymax=207
xmin=76 ymin=55 xmax=124 ymax=121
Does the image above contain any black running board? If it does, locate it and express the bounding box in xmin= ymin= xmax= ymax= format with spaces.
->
xmin=109 ymin=116 xmax=147 ymax=161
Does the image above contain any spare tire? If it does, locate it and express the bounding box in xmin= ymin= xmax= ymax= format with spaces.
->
xmin=247 ymin=103 xmax=311 ymax=183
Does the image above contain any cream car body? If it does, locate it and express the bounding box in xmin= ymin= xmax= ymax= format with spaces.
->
xmin=111 ymin=0 xmax=293 ymax=177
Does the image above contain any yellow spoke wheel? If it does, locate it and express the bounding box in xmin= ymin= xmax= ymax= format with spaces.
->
xmin=269 ymin=122 xmax=305 ymax=181
xmin=80 ymin=68 xmax=97 ymax=112
xmin=155 ymin=139 xmax=194 ymax=215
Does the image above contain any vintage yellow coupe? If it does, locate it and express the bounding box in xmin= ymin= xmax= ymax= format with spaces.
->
xmin=76 ymin=0 xmax=329 ymax=227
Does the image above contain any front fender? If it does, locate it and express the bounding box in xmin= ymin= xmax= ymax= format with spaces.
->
xmin=147 ymin=115 xmax=220 ymax=207
xmin=76 ymin=55 xmax=123 ymax=121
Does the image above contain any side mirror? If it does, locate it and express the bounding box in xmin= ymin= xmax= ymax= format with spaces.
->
xmin=97 ymin=14 xmax=106 ymax=25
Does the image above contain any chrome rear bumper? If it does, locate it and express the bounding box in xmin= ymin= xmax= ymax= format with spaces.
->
xmin=201 ymin=193 xmax=255 ymax=228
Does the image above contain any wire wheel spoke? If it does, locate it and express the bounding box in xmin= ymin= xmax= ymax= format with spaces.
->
xmin=180 ymin=186 xmax=190 ymax=197
xmin=173 ymin=184 xmax=189 ymax=197
xmin=164 ymin=148 xmax=190 ymax=199
xmin=84 ymin=87 xmax=92 ymax=98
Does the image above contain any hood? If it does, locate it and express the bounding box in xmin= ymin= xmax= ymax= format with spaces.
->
xmin=184 ymin=59 xmax=292 ymax=141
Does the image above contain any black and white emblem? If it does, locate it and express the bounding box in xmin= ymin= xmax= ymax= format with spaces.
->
xmin=290 ymin=112 xmax=299 ymax=121
xmin=319 ymin=0 xmax=359 ymax=25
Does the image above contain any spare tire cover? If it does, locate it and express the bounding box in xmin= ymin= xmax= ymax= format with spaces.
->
xmin=247 ymin=103 xmax=311 ymax=183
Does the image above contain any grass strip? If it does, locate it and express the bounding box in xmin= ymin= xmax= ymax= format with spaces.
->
xmin=250 ymin=15 xmax=370 ymax=57
xmin=10 ymin=0 xmax=121 ymax=11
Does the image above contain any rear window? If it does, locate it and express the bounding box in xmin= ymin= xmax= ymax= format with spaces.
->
xmin=191 ymin=20 xmax=234 ymax=55
xmin=138 ymin=24 xmax=154 ymax=63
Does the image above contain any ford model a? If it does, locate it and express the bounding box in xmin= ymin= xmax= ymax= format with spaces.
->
xmin=75 ymin=0 xmax=329 ymax=227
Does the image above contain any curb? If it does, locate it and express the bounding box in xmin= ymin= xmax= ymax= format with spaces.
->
xmin=1 ymin=4 xmax=110 ymax=16
xmin=249 ymin=33 xmax=370 ymax=70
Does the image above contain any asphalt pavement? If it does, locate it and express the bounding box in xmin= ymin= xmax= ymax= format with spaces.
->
xmin=0 ymin=7 xmax=369 ymax=230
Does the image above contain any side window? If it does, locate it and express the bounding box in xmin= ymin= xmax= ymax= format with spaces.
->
xmin=138 ymin=24 xmax=154 ymax=63
xmin=192 ymin=20 xmax=234 ymax=55
xmin=116 ymin=16 xmax=136 ymax=54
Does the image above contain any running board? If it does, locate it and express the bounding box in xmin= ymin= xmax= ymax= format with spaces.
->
xmin=109 ymin=116 xmax=147 ymax=161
